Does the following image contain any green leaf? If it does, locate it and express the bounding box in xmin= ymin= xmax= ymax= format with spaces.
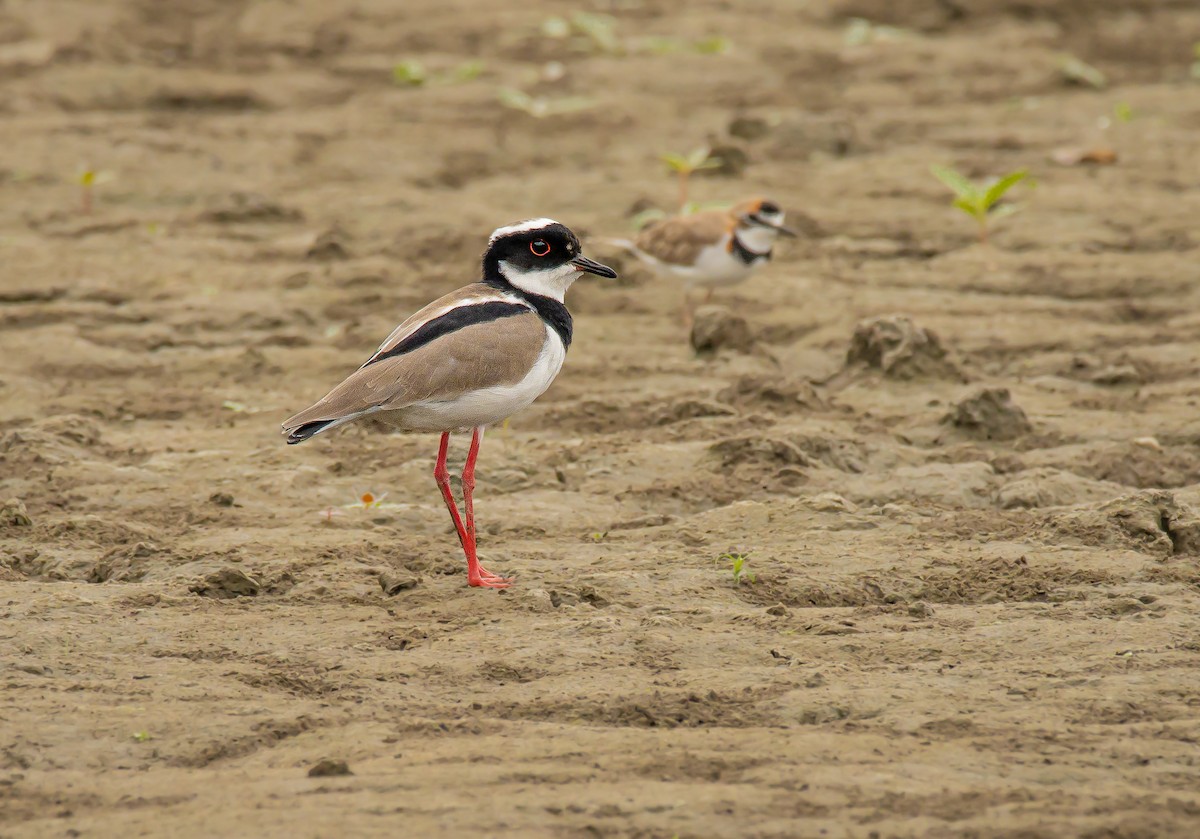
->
xmin=630 ymin=207 xmax=666 ymax=230
xmin=571 ymin=12 xmax=619 ymax=53
xmin=541 ymin=16 xmax=570 ymax=38
xmin=1113 ymin=101 xmax=1133 ymax=123
xmin=685 ymin=146 xmax=712 ymax=169
xmin=392 ymin=61 xmax=426 ymax=86
xmin=952 ymin=196 xmax=983 ymax=219
xmin=452 ymin=60 xmax=485 ymax=82
xmin=694 ymin=36 xmax=731 ymax=55
xmin=660 ymin=153 xmax=690 ymax=171
xmin=931 ymin=165 xmax=978 ymax=200
xmin=497 ymin=87 xmax=533 ymax=111
xmin=1059 ymin=54 xmax=1107 ymax=89
xmin=642 ymin=36 xmax=682 ymax=55
xmin=982 ymin=170 xmax=1028 ymax=209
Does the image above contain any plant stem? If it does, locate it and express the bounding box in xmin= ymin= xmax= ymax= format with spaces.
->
xmin=677 ymin=170 xmax=689 ymax=213
xmin=978 ymin=217 xmax=988 ymax=245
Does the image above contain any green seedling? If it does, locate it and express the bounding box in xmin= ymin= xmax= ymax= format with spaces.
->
xmin=393 ymin=60 xmax=484 ymax=87
xmin=693 ymin=36 xmax=732 ymax=55
xmin=630 ymin=199 xmax=730 ymax=230
xmin=717 ymin=552 xmax=756 ymax=586
xmin=1058 ymin=54 xmax=1107 ymax=89
xmin=1112 ymin=101 xmax=1134 ymax=123
xmin=930 ymin=165 xmax=1028 ymax=244
xmin=843 ymin=18 xmax=911 ymax=47
xmin=661 ymin=147 xmax=721 ymax=211
xmin=542 ymin=13 xmax=620 ymax=54
xmin=590 ymin=531 xmax=608 ymax=543
xmin=497 ymin=87 xmax=595 ymax=118
xmin=76 ymin=168 xmax=113 ymax=215
xmin=393 ymin=61 xmax=427 ymax=86
xmin=132 ymin=731 xmax=152 ymax=743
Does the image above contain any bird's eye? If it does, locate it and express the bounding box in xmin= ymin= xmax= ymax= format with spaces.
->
xmin=530 ymin=240 xmax=551 ymax=257
xmin=760 ymin=201 xmax=780 ymax=214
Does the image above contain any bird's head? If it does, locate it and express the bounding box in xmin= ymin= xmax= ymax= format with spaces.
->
xmin=483 ymin=218 xmax=617 ymax=301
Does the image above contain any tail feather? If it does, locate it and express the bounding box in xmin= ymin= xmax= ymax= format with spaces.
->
xmin=282 ymin=404 xmax=378 ymax=444
xmin=285 ymin=418 xmax=337 ymax=445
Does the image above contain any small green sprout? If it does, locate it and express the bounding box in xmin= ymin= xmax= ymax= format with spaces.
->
xmin=693 ymin=36 xmax=732 ymax=55
xmin=661 ymin=147 xmax=721 ymax=211
xmin=1113 ymin=101 xmax=1134 ymax=123
xmin=717 ymin=552 xmax=756 ymax=586
xmin=843 ymin=18 xmax=911 ymax=47
xmin=570 ymin=12 xmax=619 ymax=54
xmin=393 ymin=60 xmax=484 ymax=87
xmin=451 ymin=60 xmax=485 ymax=83
xmin=1058 ymin=54 xmax=1107 ymax=89
xmin=132 ymin=731 xmax=152 ymax=743
xmin=542 ymin=13 xmax=620 ymax=54
xmin=392 ymin=61 xmax=427 ymax=86
xmin=930 ymin=166 xmax=1029 ymax=244
xmin=590 ymin=531 xmax=608 ymax=543
xmin=76 ymin=167 xmax=113 ymax=215
xmin=630 ymin=200 xmax=730 ymax=230
xmin=497 ymin=88 xmax=594 ymax=119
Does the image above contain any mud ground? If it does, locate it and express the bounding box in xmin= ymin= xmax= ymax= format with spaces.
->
xmin=3 ymin=1 xmax=1200 ymax=836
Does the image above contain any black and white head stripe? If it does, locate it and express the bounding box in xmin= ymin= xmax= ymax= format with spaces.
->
xmin=488 ymin=218 xmax=561 ymax=243
xmin=477 ymin=219 xmax=614 ymax=304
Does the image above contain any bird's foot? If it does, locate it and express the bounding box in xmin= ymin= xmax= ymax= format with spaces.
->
xmin=468 ymin=565 xmax=513 ymax=589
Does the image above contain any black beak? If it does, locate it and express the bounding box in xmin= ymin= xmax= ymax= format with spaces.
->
xmin=749 ymin=214 xmax=797 ymax=237
xmin=570 ymin=254 xmax=618 ymax=279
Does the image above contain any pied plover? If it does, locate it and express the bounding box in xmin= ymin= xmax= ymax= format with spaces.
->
xmin=282 ymin=219 xmax=617 ymax=588
xmin=610 ymin=197 xmax=795 ymax=323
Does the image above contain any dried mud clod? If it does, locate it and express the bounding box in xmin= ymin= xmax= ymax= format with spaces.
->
xmin=690 ymin=305 xmax=755 ymax=355
xmin=1 ymin=497 xmax=31 ymax=527
xmin=307 ymin=758 xmax=352 ymax=778
xmin=1050 ymin=490 xmax=1200 ymax=557
xmin=718 ymin=375 xmax=828 ymax=413
xmin=189 ymin=567 xmax=261 ymax=599
xmin=944 ymin=387 xmax=1032 ymax=440
xmin=844 ymin=315 xmax=964 ymax=381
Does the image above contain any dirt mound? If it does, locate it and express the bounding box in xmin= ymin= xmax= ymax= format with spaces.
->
xmin=842 ymin=315 xmax=965 ymax=381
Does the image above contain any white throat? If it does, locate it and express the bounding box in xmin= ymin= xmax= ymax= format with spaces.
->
xmin=737 ymin=225 xmax=778 ymax=254
xmin=498 ymin=261 xmax=578 ymax=302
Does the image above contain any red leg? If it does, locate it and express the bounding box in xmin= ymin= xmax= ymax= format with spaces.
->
xmin=433 ymin=432 xmax=469 ymax=552
xmin=461 ymin=426 xmax=512 ymax=588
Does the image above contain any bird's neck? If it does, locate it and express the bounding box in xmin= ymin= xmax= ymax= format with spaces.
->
xmin=730 ymin=229 xmax=773 ymax=265
xmin=482 ymin=272 xmax=574 ymax=350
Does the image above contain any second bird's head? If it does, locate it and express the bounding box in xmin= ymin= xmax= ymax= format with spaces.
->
xmin=483 ymin=218 xmax=617 ymax=301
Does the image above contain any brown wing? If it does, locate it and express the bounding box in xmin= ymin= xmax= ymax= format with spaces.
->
xmin=365 ymin=282 xmax=501 ymax=364
xmin=633 ymin=210 xmax=733 ymax=266
xmin=281 ymin=310 xmax=547 ymax=438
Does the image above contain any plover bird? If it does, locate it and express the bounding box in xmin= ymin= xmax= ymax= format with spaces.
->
xmin=282 ymin=219 xmax=617 ymax=588
xmin=610 ymin=197 xmax=795 ymax=324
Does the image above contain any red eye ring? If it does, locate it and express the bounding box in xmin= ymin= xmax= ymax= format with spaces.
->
xmin=530 ymin=240 xmax=551 ymax=257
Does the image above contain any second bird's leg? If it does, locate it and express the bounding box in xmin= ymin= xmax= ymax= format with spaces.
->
xmin=461 ymin=426 xmax=512 ymax=588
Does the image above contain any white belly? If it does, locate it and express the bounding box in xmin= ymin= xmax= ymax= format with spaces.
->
xmin=395 ymin=330 xmax=567 ymax=433
xmin=652 ymin=239 xmax=757 ymax=289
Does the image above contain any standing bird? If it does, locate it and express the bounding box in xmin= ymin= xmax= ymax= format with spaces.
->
xmin=609 ymin=197 xmax=795 ymax=325
xmin=282 ymin=219 xmax=617 ymax=588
